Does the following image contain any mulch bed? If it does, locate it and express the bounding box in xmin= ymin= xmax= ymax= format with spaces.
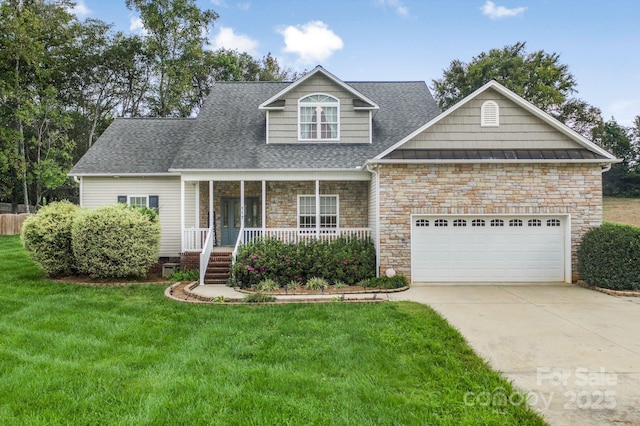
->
xmin=236 ymin=285 xmax=409 ymax=295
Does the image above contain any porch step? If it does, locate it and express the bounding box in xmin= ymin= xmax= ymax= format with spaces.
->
xmin=204 ymin=252 xmax=232 ymax=285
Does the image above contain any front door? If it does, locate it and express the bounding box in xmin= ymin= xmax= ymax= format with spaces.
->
xmin=220 ymin=197 xmax=260 ymax=246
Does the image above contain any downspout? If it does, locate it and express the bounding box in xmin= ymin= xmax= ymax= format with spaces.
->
xmin=366 ymin=162 xmax=380 ymax=278
xmin=600 ymin=163 xmax=612 ymax=173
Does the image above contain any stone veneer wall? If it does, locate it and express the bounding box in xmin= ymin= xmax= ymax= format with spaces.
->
xmin=377 ymin=163 xmax=603 ymax=281
xmin=197 ymin=180 xmax=369 ymax=245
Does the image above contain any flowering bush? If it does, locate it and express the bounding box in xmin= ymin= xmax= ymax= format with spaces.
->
xmin=232 ymin=237 xmax=375 ymax=288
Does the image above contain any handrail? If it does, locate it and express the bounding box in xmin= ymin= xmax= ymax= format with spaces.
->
xmin=199 ymin=226 xmax=215 ymax=285
xmin=231 ymin=224 xmax=245 ymax=265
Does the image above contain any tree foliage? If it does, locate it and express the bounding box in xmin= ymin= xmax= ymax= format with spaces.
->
xmin=593 ymin=117 xmax=640 ymax=195
xmin=0 ymin=0 xmax=293 ymax=210
xmin=432 ymin=42 xmax=576 ymax=112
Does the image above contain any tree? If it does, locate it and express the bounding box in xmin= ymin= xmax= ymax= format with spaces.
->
xmin=125 ymin=0 xmax=219 ymax=117
xmin=593 ymin=118 xmax=640 ymax=195
xmin=433 ymin=42 xmax=576 ymax=111
xmin=0 ymin=0 xmax=80 ymax=211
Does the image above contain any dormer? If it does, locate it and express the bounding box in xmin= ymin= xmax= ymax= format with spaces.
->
xmin=259 ymin=66 xmax=379 ymax=144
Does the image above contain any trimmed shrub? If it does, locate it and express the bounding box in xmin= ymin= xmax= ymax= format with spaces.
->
xmin=233 ymin=237 xmax=375 ymax=288
xmin=21 ymin=201 xmax=82 ymax=276
xmin=369 ymin=275 xmax=409 ymax=289
xmin=577 ymin=223 xmax=640 ymax=290
xmin=72 ymin=204 xmax=160 ymax=278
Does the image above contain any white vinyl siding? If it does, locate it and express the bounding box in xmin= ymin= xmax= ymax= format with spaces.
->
xmin=81 ymin=176 xmax=182 ymax=257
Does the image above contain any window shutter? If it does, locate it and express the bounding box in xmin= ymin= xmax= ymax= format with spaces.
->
xmin=117 ymin=195 xmax=127 ymax=204
xmin=149 ymin=195 xmax=159 ymax=214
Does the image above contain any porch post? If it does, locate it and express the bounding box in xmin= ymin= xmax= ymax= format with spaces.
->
xmin=240 ymin=180 xmax=245 ymax=224
xmin=315 ymin=180 xmax=320 ymax=235
xmin=180 ymin=179 xmax=185 ymax=252
xmin=209 ymin=181 xmax=214 ymax=230
xmin=262 ymin=180 xmax=266 ymax=232
xmin=195 ymin=182 xmax=200 ymax=228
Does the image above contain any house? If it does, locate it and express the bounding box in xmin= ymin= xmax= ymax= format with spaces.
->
xmin=69 ymin=66 xmax=617 ymax=285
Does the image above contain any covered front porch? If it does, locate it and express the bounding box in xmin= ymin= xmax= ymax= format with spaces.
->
xmin=178 ymin=172 xmax=374 ymax=284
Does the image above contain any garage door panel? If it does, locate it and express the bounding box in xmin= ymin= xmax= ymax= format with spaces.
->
xmin=411 ymin=215 xmax=566 ymax=282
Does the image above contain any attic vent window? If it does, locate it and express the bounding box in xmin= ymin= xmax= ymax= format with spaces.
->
xmin=481 ymin=100 xmax=499 ymax=127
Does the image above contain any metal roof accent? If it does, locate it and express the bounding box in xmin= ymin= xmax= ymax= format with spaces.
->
xmin=383 ymin=149 xmax=608 ymax=161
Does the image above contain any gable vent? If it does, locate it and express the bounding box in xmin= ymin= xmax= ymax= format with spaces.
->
xmin=481 ymin=100 xmax=499 ymax=127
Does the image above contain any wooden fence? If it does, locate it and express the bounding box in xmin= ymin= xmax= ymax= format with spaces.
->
xmin=0 ymin=214 xmax=30 ymax=235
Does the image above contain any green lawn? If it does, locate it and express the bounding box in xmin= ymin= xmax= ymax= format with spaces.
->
xmin=0 ymin=235 xmax=546 ymax=425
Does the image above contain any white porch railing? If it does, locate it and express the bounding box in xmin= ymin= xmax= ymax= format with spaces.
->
xmin=242 ymin=228 xmax=371 ymax=244
xmin=199 ymin=227 xmax=215 ymax=285
xmin=183 ymin=228 xmax=208 ymax=251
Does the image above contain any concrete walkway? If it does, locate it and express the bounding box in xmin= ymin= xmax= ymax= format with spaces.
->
xmin=389 ymin=283 xmax=640 ymax=426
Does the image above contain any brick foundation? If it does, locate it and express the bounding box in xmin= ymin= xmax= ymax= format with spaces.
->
xmin=180 ymin=252 xmax=200 ymax=270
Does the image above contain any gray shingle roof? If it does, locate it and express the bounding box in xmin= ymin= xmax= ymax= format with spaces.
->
xmin=70 ymin=80 xmax=440 ymax=175
xmin=69 ymin=118 xmax=194 ymax=174
xmin=169 ymin=80 xmax=439 ymax=170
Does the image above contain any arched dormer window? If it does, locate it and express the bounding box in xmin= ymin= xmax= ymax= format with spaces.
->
xmin=299 ymin=94 xmax=339 ymax=140
xmin=481 ymin=100 xmax=499 ymax=127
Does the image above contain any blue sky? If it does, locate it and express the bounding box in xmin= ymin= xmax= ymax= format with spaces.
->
xmin=72 ymin=0 xmax=640 ymax=126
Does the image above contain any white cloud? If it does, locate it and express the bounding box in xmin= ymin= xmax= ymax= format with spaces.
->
xmin=481 ymin=1 xmax=527 ymax=20
xmin=237 ymin=2 xmax=251 ymax=11
xmin=129 ymin=16 xmax=148 ymax=36
xmin=279 ymin=21 xmax=344 ymax=63
xmin=67 ymin=0 xmax=91 ymax=17
xmin=377 ymin=0 xmax=409 ymax=16
xmin=212 ymin=26 xmax=259 ymax=55
xmin=211 ymin=0 xmax=227 ymax=6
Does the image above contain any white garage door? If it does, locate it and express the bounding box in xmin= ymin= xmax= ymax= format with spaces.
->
xmin=411 ymin=215 xmax=566 ymax=282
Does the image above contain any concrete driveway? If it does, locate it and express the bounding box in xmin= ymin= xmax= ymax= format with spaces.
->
xmin=389 ymin=283 xmax=640 ymax=426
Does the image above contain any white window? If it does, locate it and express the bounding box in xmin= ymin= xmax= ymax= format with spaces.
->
xmin=298 ymin=195 xmax=339 ymax=230
xmin=299 ymin=94 xmax=339 ymax=140
xmin=117 ymin=195 xmax=159 ymax=214
xmin=129 ymin=196 xmax=148 ymax=208
xmin=481 ymin=100 xmax=499 ymax=127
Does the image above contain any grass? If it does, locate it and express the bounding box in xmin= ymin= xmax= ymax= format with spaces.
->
xmin=0 ymin=235 xmax=546 ymax=425
xmin=603 ymin=196 xmax=640 ymax=227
